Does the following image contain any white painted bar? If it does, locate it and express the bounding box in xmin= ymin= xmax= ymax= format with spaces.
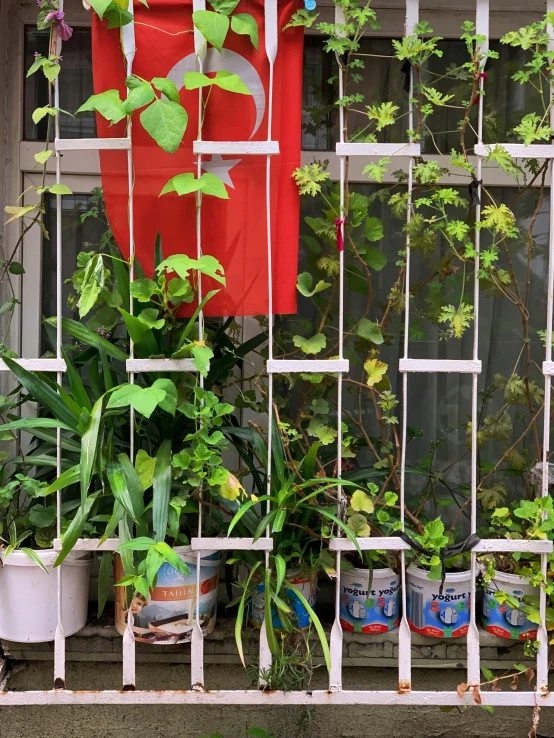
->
xmin=53 ymin=538 xmax=120 ymax=552
xmin=336 ymin=143 xmax=421 ymax=157
xmin=329 ymin=537 xmax=410 ymax=551
xmin=54 ymin=138 xmax=131 ymax=151
xmin=191 ymin=537 xmax=273 ymax=551
xmin=0 ymin=358 xmax=66 ymax=372
xmin=475 ymin=143 xmax=554 ymax=160
xmin=267 ymin=359 xmax=349 ymax=374
xmin=193 ymin=141 xmax=279 ymax=156
xmin=542 ymin=360 xmax=554 ymax=375
xmin=473 ymin=539 xmax=552 ymax=553
xmin=125 ymin=359 xmax=197 ymax=373
xmin=2 ymin=690 xmax=553 ymax=706
xmin=399 ymin=359 xmax=481 ymax=373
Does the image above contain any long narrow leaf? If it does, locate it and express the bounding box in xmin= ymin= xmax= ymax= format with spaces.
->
xmin=152 ymin=439 xmax=172 ymax=543
xmin=63 ymin=350 xmax=92 ymax=412
xmin=46 ymin=464 xmax=80 ymax=495
xmin=318 ymin=507 xmax=362 ymax=557
xmin=100 ymin=499 xmax=124 ymax=543
xmin=46 ymin=317 xmax=128 ymax=361
xmin=107 ymin=462 xmax=138 ymax=522
xmin=235 ymin=561 xmax=261 ymax=667
xmin=109 ymin=242 xmax=130 ymax=311
xmin=4 ymin=358 xmax=80 ymax=431
xmin=54 ymin=494 xmax=97 ymax=566
xmin=287 ymin=582 xmax=331 ymax=671
xmin=264 ymin=567 xmax=279 ymax=656
xmin=0 ymin=417 xmax=73 ymax=433
xmin=80 ymin=394 xmax=104 ymax=505
xmin=227 ymin=495 xmax=272 ymax=537
xmin=97 ymin=551 xmax=113 ymax=617
xmin=117 ymin=453 xmax=146 ymax=521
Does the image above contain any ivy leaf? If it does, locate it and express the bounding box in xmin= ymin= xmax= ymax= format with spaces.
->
xmin=138 ymin=308 xmax=165 ymax=330
xmin=77 ymin=90 xmax=126 ymax=125
xmin=292 ymin=163 xmax=330 ymax=196
xmin=421 ymin=86 xmax=454 ymax=106
xmin=42 ymin=60 xmax=61 ymax=84
xmin=351 ymin=490 xmax=374 ymax=514
xmin=347 ymin=513 xmax=370 ymax=537
xmin=135 ymin=449 xmax=156 ymax=491
xmin=140 ymin=99 xmax=188 ymax=154
xmin=192 ymin=10 xmax=230 ymax=52
xmin=160 ymin=172 xmax=202 ymax=196
xmin=364 ymin=358 xmax=388 ymax=387
xmin=213 ymin=70 xmax=251 ymax=95
xmin=365 ymin=216 xmax=384 ymax=242
xmin=104 ymin=4 xmax=134 ymax=28
xmin=130 ymin=278 xmax=158 ymax=302
xmin=364 ymin=246 xmax=387 ymax=271
xmin=296 ymin=272 xmax=331 ymax=297
xmin=209 ymin=0 xmax=240 ymax=14
xmin=32 ymin=106 xmax=56 ymax=125
xmin=4 ymin=205 xmax=37 ymax=224
xmin=29 ymin=504 xmax=57 ymax=528
xmin=219 ymin=473 xmax=246 ymax=501
xmin=122 ymin=79 xmax=155 ymax=114
xmin=48 ymin=184 xmax=73 ymax=195
xmin=88 ymin=0 xmax=113 ymax=19
xmin=356 ymin=318 xmax=383 ymax=345
xmin=130 ymin=387 xmax=167 ymax=419
xmin=307 ymin=416 xmax=337 ymax=445
xmin=366 ymin=101 xmax=399 ymax=131
xmin=191 ymin=343 xmax=214 ymax=377
xmin=34 ymin=149 xmax=53 ymax=165
xmin=438 ymin=303 xmax=474 ymax=338
xmin=363 ymin=157 xmax=390 ymax=183
xmin=293 ymin=333 xmax=326 ymax=355
xmin=513 ymin=113 xmax=554 ymax=146
xmin=198 ymin=173 xmax=229 ymax=198
xmin=79 ymin=253 xmax=105 ymax=318
xmin=480 ymin=204 xmax=517 ymax=236
xmin=151 ymin=378 xmax=178 ymax=416
xmin=151 ymin=77 xmax=181 ymax=104
xmin=231 ymin=13 xmax=259 ymax=49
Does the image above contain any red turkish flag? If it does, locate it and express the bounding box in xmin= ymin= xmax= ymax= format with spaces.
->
xmin=91 ymin=0 xmax=303 ymax=316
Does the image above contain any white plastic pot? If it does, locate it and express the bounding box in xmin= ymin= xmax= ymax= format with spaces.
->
xmin=0 ymin=549 xmax=92 ymax=643
xmin=339 ymin=567 xmax=400 ymax=634
xmin=406 ymin=567 xmax=471 ymax=638
xmin=482 ymin=570 xmax=538 ymax=640
xmin=115 ymin=546 xmax=221 ymax=645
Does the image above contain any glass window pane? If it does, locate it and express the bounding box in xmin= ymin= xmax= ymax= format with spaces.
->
xmin=41 ymin=192 xmax=105 ymax=352
xmin=24 ymin=27 xmax=96 ymax=141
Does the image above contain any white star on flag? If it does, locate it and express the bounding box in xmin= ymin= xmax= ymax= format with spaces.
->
xmin=201 ymin=154 xmax=242 ymax=189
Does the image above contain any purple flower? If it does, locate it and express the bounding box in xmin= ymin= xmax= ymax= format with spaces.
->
xmin=45 ymin=10 xmax=73 ymax=41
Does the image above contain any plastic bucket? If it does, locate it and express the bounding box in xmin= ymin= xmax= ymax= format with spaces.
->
xmin=482 ymin=570 xmax=538 ymax=640
xmin=339 ymin=567 xmax=400 ymax=634
xmin=115 ymin=546 xmax=221 ymax=644
xmin=406 ymin=567 xmax=471 ymax=638
xmin=0 ymin=549 xmax=91 ymax=643
xmin=250 ymin=571 xmax=317 ymax=630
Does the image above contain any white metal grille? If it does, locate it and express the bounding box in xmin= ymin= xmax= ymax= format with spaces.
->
xmin=2 ymin=0 xmax=554 ymax=708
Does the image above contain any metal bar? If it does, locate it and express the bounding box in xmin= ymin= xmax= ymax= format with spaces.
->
xmin=121 ymin=4 xmax=137 ymax=693
xmin=399 ymin=359 xmax=481 ymax=373
xmin=267 ymin=359 xmax=349 ymax=374
xmin=475 ymin=143 xmax=554 ymax=159
xmin=2 ymin=690 xmax=552 ymax=706
xmin=125 ymin=358 xmax=196 ymax=373
xmin=191 ymin=538 xmax=274 ymax=551
xmin=191 ymin=0 xmax=208 ymax=691
xmin=329 ymin=538 xmax=552 ymax=553
xmin=193 ymin=141 xmax=279 ymax=155
xmin=54 ymin=137 xmax=131 ymax=151
xmin=537 ymin=0 xmax=554 ymax=696
xmin=53 ymin=538 xmax=120 ymax=552
xmin=542 ymin=360 xmax=554 ymax=375
xmin=53 ymin=7 xmax=65 ymax=691
xmin=0 ymin=359 xmax=66 ymax=372
xmin=335 ymin=142 xmax=421 ymax=157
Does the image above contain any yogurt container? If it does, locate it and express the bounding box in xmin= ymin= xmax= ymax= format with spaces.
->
xmin=406 ymin=567 xmax=471 ymax=638
xmin=339 ymin=567 xmax=400 ymax=634
xmin=481 ymin=570 xmax=538 ymax=640
xmin=115 ymin=547 xmax=221 ymax=644
xmin=250 ymin=571 xmax=317 ymax=630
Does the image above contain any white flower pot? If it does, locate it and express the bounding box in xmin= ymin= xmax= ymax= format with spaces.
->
xmin=339 ymin=566 xmax=400 ymax=634
xmin=482 ymin=570 xmax=538 ymax=640
xmin=0 ymin=549 xmax=92 ymax=643
xmin=115 ymin=546 xmax=222 ymax=645
xmin=406 ymin=567 xmax=471 ymax=638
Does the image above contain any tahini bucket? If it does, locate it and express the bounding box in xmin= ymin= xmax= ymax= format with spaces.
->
xmin=115 ymin=546 xmax=221 ymax=644
xmin=250 ymin=570 xmax=317 ymax=630
xmin=0 ymin=549 xmax=91 ymax=643
xmin=339 ymin=567 xmax=400 ymax=634
xmin=406 ymin=567 xmax=471 ymax=638
xmin=482 ymin=570 xmax=538 ymax=640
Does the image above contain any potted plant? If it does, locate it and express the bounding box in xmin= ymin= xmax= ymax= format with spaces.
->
xmin=0 ymin=471 xmax=91 ymax=643
xmin=338 ymin=482 xmax=401 ymax=634
xmin=479 ymin=496 xmax=554 ymax=641
xmin=405 ymin=517 xmax=472 ymax=639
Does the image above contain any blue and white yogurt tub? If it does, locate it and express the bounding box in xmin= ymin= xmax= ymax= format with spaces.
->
xmin=482 ymin=570 xmax=538 ymax=640
xmin=406 ymin=567 xmax=471 ymax=638
xmin=339 ymin=567 xmax=400 ymax=634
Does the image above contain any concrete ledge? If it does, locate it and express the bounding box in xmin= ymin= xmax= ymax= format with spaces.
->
xmin=0 ymin=618 xmax=535 ymax=670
